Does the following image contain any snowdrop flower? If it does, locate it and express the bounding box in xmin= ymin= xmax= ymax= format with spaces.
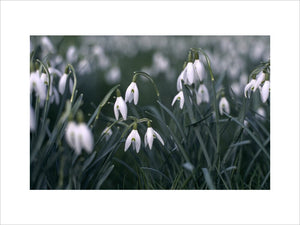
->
xmin=125 ymin=81 xmax=139 ymax=105
xmin=196 ymin=83 xmax=209 ymax=105
xmin=244 ymin=78 xmax=256 ymax=98
xmin=114 ymin=89 xmax=127 ymax=120
xmin=65 ymin=121 xmax=94 ymax=155
xmin=41 ymin=37 xmax=55 ymax=53
xmin=194 ymin=58 xmax=205 ymax=81
xmin=184 ymin=62 xmax=196 ymax=85
xmin=101 ymin=126 xmax=113 ymax=141
xmin=144 ymin=123 xmax=164 ymax=150
xmin=66 ymin=46 xmax=78 ymax=63
xmin=125 ymin=125 xmax=141 ymax=153
xmin=58 ymin=73 xmax=74 ymax=95
xmin=30 ymin=70 xmax=47 ymax=102
xmin=176 ymin=69 xmax=186 ymax=91
xmin=259 ymin=80 xmax=270 ymax=103
xmin=253 ymin=72 xmax=265 ymax=92
xmin=171 ymin=91 xmax=184 ymax=109
xmin=219 ymin=97 xmax=230 ymax=115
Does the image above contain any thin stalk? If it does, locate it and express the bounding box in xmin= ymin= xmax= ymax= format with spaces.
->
xmin=67 ymin=64 xmax=77 ymax=104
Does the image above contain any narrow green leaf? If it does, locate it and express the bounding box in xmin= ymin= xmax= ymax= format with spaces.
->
xmin=202 ymin=168 xmax=216 ymax=190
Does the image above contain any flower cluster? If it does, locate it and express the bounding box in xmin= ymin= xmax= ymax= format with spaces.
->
xmin=244 ymin=70 xmax=270 ymax=103
xmin=112 ymin=76 xmax=164 ymax=153
xmin=30 ymin=64 xmax=74 ymax=108
xmin=172 ymin=51 xmax=210 ymax=109
xmin=125 ymin=122 xmax=164 ymax=153
xmin=65 ymin=121 xmax=94 ymax=155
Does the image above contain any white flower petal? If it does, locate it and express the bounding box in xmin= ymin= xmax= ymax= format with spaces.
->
xmin=114 ymin=99 xmax=119 ymax=120
xmin=144 ymin=132 xmax=148 ymax=147
xmin=171 ymin=91 xmax=184 ymax=109
xmin=146 ymin=128 xmax=154 ymax=150
xmin=253 ymin=72 xmax=265 ymax=92
xmin=194 ymin=59 xmax=205 ymax=81
xmin=58 ymin=73 xmax=68 ymax=94
xmin=153 ymin=130 xmax=164 ymax=146
xmin=244 ymin=79 xmax=256 ymax=98
xmin=133 ymin=83 xmax=139 ymax=105
xmin=185 ymin=62 xmax=195 ymax=85
xmin=125 ymin=82 xmax=133 ymax=103
xmin=176 ymin=70 xmax=185 ymax=91
xmin=78 ymin=123 xmax=94 ymax=153
xmin=219 ymin=97 xmax=230 ymax=115
xmin=132 ymin=130 xmax=141 ymax=153
xmin=118 ymin=97 xmax=127 ymax=120
xmin=124 ymin=131 xmax=133 ymax=151
xmin=260 ymin=81 xmax=270 ymax=103
xmin=65 ymin=121 xmax=77 ymax=151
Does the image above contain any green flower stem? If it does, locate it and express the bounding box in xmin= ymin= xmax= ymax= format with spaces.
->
xmin=36 ymin=59 xmax=51 ymax=101
xmin=36 ymin=59 xmax=51 ymax=132
xmin=133 ymin=71 xmax=160 ymax=97
xmin=58 ymin=145 xmax=65 ymax=189
xmin=190 ymin=48 xmax=220 ymax=169
xmin=91 ymin=84 xmax=120 ymax=129
xmin=67 ymin=64 xmax=77 ymax=104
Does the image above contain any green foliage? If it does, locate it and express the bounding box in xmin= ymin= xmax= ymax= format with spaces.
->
xmin=30 ymin=38 xmax=270 ymax=190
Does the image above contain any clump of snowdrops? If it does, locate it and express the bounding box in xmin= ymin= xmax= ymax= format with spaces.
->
xmin=30 ymin=48 xmax=270 ymax=189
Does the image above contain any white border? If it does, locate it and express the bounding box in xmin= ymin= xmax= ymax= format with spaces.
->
xmin=1 ymin=1 xmax=299 ymax=224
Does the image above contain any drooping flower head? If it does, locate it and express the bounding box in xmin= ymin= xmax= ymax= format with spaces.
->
xmin=244 ymin=78 xmax=256 ymax=98
xmin=144 ymin=121 xmax=164 ymax=150
xmin=125 ymin=80 xmax=139 ymax=105
xmin=125 ymin=123 xmax=141 ymax=153
xmin=171 ymin=91 xmax=184 ymax=109
xmin=193 ymin=52 xmax=205 ymax=82
xmin=176 ymin=62 xmax=187 ymax=91
xmin=30 ymin=70 xmax=47 ymax=103
xmin=114 ymin=89 xmax=127 ymax=120
xmin=65 ymin=112 xmax=94 ymax=155
xmin=184 ymin=51 xmax=196 ymax=85
xmin=58 ymin=66 xmax=74 ymax=95
xmin=196 ymin=83 xmax=210 ymax=105
xmin=253 ymin=72 xmax=265 ymax=92
xmin=101 ymin=125 xmax=113 ymax=141
xmin=259 ymin=80 xmax=270 ymax=103
xmin=219 ymin=96 xmax=230 ymax=115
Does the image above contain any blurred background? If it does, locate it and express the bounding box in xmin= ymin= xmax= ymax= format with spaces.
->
xmin=30 ymin=36 xmax=270 ymax=115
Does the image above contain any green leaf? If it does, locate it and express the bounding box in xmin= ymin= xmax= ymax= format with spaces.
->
xmin=202 ymin=168 xmax=215 ymax=190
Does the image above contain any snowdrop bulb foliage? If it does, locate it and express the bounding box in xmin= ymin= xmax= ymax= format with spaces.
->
xmin=114 ymin=95 xmax=127 ymax=120
xmin=196 ymin=84 xmax=210 ymax=105
xmin=65 ymin=122 xmax=94 ymax=155
xmin=125 ymin=82 xmax=139 ymax=105
xmin=244 ymin=79 xmax=256 ymax=98
xmin=125 ymin=128 xmax=141 ymax=153
xmin=219 ymin=97 xmax=230 ymax=115
xmin=144 ymin=127 xmax=164 ymax=150
xmin=30 ymin=71 xmax=47 ymax=102
xmin=171 ymin=91 xmax=184 ymax=109
xmin=259 ymin=80 xmax=270 ymax=103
